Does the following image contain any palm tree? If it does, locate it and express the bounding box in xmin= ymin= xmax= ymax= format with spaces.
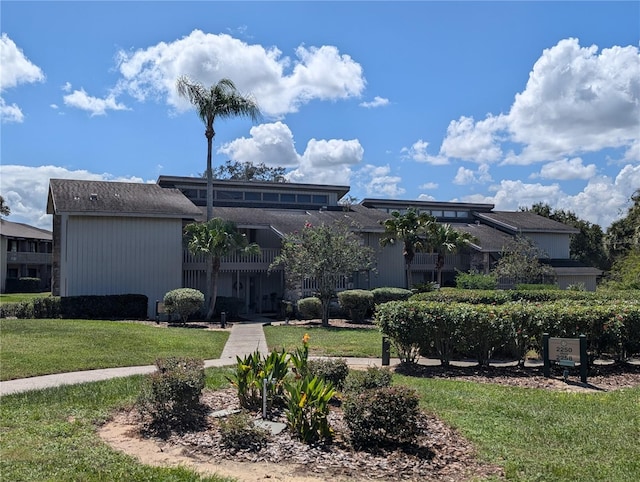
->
xmin=380 ymin=208 xmax=435 ymax=289
xmin=184 ymin=218 xmax=261 ymax=321
xmin=176 ymin=76 xmax=261 ymax=221
xmin=425 ymin=223 xmax=475 ymax=286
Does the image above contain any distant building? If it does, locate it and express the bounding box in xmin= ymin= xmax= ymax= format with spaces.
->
xmin=0 ymin=219 xmax=53 ymax=293
xmin=47 ymin=176 xmax=602 ymax=318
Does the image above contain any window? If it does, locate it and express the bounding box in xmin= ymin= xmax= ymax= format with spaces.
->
xmin=263 ymin=192 xmax=278 ymax=202
xmin=199 ymin=190 xmax=207 ymax=199
xmin=217 ymin=190 xmax=243 ymax=200
xmin=297 ymin=194 xmax=311 ymax=203
xmin=444 ymin=210 xmax=456 ymax=218
xmin=456 ymin=211 xmax=469 ymax=218
xmin=430 ymin=210 xmax=443 ymax=217
xmin=280 ymin=193 xmax=295 ymax=203
xmin=312 ymin=194 xmax=328 ymax=204
xmin=245 ymin=192 xmax=261 ymax=201
xmin=181 ymin=189 xmax=198 ymax=199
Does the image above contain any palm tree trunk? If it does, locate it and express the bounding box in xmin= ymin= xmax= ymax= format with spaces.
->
xmin=406 ymin=263 xmax=413 ymax=290
xmin=206 ymin=257 xmax=220 ymax=321
xmin=205 ymin=129 xmax=214 ymax=317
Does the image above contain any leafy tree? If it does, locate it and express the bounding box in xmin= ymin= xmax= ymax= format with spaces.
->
xmin=604 ymin=189 xmax=640 ymax=263
xmin=184 ymin=218 xmax=261 ymax=320
xmin=0 ymin=195 xmax=10 ymax=216
xmin=380 ymin=208 xmax=435 ymax=289
xmin=522 ymin=202 xmax=607 ymax=269
xmin=270 ymin=221 xmax=374 ymax=327
xmin=425 ymin=223 xmax=475 ymax=287
xmin=492 ymin=236 xmax=556 ymax=285
xmin=176 ymin=76 xmax=261 ymax=221
xmin=213 ymin=160 xmax=287 ymax=182
xmin=604 ymin=248 xmax=640 ymax=290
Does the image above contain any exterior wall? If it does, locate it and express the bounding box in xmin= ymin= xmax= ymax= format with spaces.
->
xmin=0 ymin=236 xmax=6 ymax=293
xmin=556 ymin=274 xmax=598 ymax=292
xmin=60 ymin=216 xmax=183 ymax=318
xmin=365 ymin=233 xmax=406 ymax=289
xmin=526 ymin=233 xmax=571 ymax=259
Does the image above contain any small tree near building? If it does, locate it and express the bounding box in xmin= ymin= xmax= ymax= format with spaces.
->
xmin=270 ymin=221 xmax=375 ymax=327
xmin=492 ymin=236 xmax=556 ymax=286
xmin=163 ymin=288 xmax=204 ymax=324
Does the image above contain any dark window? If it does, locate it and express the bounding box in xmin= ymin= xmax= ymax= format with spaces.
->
xmin=263 ymin=192 xmax=278 ymax=202
xmin=245 ymin=192 xmax=261 ymax=201
xmin=444 ymin=210 xmax=456 ymax=218
xmin=181 ymin=189 xmax=198 ymax=199
xmin=199 ymin=190 xmax=207 ymax=199
xmin=312 ymin=194 xmax=328 ymax=204
xmin=297 ymin=194 xmax=311 ymax=203
xmin=280 ymin=193 xmax=295 ymax=203
xmin=217 ymin=190 xmax=243 ymax=200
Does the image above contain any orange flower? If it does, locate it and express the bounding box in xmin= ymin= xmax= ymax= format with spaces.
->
xmin=303 ymin=333 xmax=310 ymax=344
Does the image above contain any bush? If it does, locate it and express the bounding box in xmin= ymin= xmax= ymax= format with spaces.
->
xmin=308 ymin=358 xmax=349 ymax=390
xmin=163 ymin=288 xmax=204 ymax=324
xmin=0 ymin=296 xmax=61 ymax=319
xmin=338 ymin=289 xmax=374 ymax=323
xmin=375 ymin=300 xmax=428 ymax=364
xmin=455 ymin=270 xmax=497 ymax=290
xmin=4 ymin=277 xmax=42 ymax=293
xmin=371 ymin=287 xmax=413 ymax=305
xmin=297 ymin=297 xmax=322 ymax=319
xmin=342 ymin=366 xmax=392 ymax=393
xmin=136 ymin=357 xmax=206 ymax=436
xmin=343 ymin=385 xmax=421 ymax=449
xmin=214 ymin=296 xmax=244 ymax=319
xmin=60 ymin=294 xmax=148 ymax=319
xmin=218 ymin=412 xmax=271 ymax=452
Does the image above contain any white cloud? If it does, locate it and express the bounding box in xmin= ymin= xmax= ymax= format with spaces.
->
xmin=417 ymin=193 xmax=436 ymax=201
xmin=0 ymin=97 xmax=24 ymax=123
xmin=419 ymin=182 xmax=438 ymax=190
xmin=0 ymin=33 xmax=45 ymax=123
xmin=354 ymin=164 xmax=405 ymax=198
xmin=439 ymin=115 xmax=506 ymax=163
xmin=0 ymin=165 xmax=148 ymax=229
xmin=360 ymin=96 xmax=389 ymax=108
xmin=535 ymin=157 xmax=597 ymax=180
xmin=218 ymin=122 xmax=300 ymax=167
xmin=429 ymin=38 xmax=639 ymax=167
xmin=0 ymin=33 xmax=45 ymax=90
xmin=401 ymin=139 xmax=448 ymax=165
xmin=288 ymin=138 xmax=364 ymax=185
xmin=460 ymin=164 xmax=640 ymax=228
xmin=453 ymin=163 xmax=492 ymax=185
xmin=63 ymin=88 xmax=129 ymax=116
xmin=115 ymin=30 xmax=365 ymax=118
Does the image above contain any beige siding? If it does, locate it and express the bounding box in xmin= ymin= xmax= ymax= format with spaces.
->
xmin=61 ymin=216 xmax=183 ymax=318
xmin=527 ymin=233 xmax=571 ymax=258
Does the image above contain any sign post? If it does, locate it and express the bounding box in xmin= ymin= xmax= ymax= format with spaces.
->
xmin=543 ymin=333 xmax=588 ymax=383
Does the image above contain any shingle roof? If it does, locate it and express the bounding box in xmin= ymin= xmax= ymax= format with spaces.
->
xmin=449 ymin=222 xmax=514 ymax=252
xmin=473 ymin=211 xmax=579 ymax=234
xmin=47 ymin=179 xmax=202 ymax=218
xmin=207 ymin=204 xmax=389 ymax=236
xmin=0 ymin=219 xmax=52 ymax=240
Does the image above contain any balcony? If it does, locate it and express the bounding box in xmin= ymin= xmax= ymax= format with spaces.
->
xmin=6 ymin=251 xmax=52 ymax=265
xmin=411 ymin=252 xmax=469 ymax=271
xmin=183 ymin=248 xmax=282 ymax=272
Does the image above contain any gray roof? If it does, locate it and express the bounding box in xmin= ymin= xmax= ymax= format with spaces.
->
xmin=208 ymin=204 xmax=389 ymax=236
xmin=473 ymin=211 xmax=579 ymax=234
xmin=47 ymin=179 xmax=202 ymax=219
xmin=0 ymin=219 xmax=52 ymax=240
xmin=450 ymin=222 xmax=514 ymax=253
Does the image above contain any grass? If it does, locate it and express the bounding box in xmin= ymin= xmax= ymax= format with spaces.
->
xmin=264 ymin=324 xmax=394 ymax=357
xmin=1 ymin=366 xmax=637 ymax=481
xmin=0 ymin=319 xmax=229 ymax=381
xmin=0 ymin=292 xmax=51 ymax=303
xmin=0 ymin=368 xmax=236 ymax=481
xmin=400 ymin=375 xmax=640 ymax=481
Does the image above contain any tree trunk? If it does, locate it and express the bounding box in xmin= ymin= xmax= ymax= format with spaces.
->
xmin=205 ymin=256 xmax=220 ymax=321
xmin=206 ymin=129 xmax=214 ymax=222
xmin=406 ymin=263 xmax=413 ymax=290
xmin=321 ymin=296 xmax=331 ymax=327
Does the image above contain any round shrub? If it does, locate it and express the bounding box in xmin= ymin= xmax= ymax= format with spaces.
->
xmin=308 ymin=358 xmax=350 ymax=390
xmin=338 ymin=289 xmax=374 ymax=323
xmin=218 ymin=412 xmax=271 ymax=452
xmin=163 ymin=288 xmax=204 ymax=324
xmin=343 ymin=385 xmax=421 ymax=449
xmin=371 ymin=287 xmax=413 ymax=305
xmin=342 ymin=366 xmax=392 ymax=393
xmin=297 ymin=297 xmax=322 ymax=319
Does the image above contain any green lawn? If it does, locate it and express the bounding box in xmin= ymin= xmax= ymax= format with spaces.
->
xmin=0 ymin=292 xmax=51 ymax=303
xmin=0 ymin=319 xmax=229 ymax=381
xmin=400 ymin=376 xmax=640 ymax=481
xmin=264 ymin=324 xmax=393 ymax=357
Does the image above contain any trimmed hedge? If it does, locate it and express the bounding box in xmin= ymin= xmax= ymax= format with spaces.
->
xmin=0 ymin=296 xmax=61 ymax=319
xmin=371 ymin=287 xmax=413 ymax=305
xmin=376 ymin=299 xmax=640 ymax=365
xmin=4 ymin=277 xmax=42 ymax=293
xmin=338 ymin=289 xmax=374 ymax=323
xmin=60 ymin=294 xmax=148 ymax=319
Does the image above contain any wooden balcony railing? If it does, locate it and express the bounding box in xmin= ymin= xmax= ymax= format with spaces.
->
xmin=183 ymin=248 xmax=281 ymax=272
xmin=6 ymin=252 xmax=52 ymax=265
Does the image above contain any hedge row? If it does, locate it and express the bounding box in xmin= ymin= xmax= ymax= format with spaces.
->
xmin=410 ymin=288 xmax=640 ymax=305
xmin=376 ymin=299 xmax=640 ymax=366
xmin=1 ymin=294 xmax=148 ymax=319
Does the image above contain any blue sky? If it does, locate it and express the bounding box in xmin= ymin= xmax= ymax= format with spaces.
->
xmin=1 ymin=1 xmax=639 ymax=230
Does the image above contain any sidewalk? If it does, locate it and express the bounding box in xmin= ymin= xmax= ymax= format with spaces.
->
xmin=0 ymin=319 xmax=399 ymax=397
